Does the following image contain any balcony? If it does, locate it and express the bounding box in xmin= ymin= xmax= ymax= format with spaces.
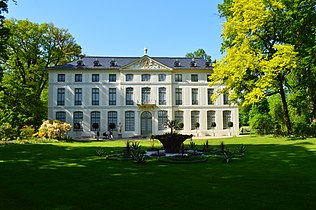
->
xmin=137 ymin=100 xmax=157 ymax=109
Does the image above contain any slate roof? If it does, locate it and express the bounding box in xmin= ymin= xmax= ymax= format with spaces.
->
xmin=51 ymin=56 xmax=214 ymax=70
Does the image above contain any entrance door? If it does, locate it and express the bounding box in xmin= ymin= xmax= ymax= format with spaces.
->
xmin=141 ymin=111 xmax=152 ymax=136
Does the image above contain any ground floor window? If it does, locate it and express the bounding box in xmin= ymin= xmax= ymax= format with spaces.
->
xmin=207 ymin=111 xmax=216 ymax=130
xmin=56 ymin=111 xmax=66 ymax=122
xmin=223 ymin=111 xmax=231 ymax=129
xmin=175 ymin=111 xmax=183 ymax=130
xmin=158 ymin=110 xmax=168 ymax=130
xmin=108 ymin=111 xmax=117 ymax=130
xmin=125 ymin=111 xmax=135 ymax=131
xmin=73 ymin=111 xmax=83 ymax=131
xmin=91 ymin=111 xmax=100 ymax=131
xmin=191 ymin=111 xmax=200 ymax=130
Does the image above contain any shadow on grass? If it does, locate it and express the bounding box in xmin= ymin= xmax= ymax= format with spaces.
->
xmin=0 ymin=141 xmax=316 ymax=210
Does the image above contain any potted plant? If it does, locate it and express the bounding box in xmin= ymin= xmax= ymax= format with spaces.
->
xmin=211 ymin=122 xmax=216 ymax=136
xmin=194 ymin=122 xmax=200 ymax=137
xmin=228 ymin=121 xmax=233 ymax=136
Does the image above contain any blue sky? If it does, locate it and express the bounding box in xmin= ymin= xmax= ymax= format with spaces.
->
xmin=7 ymin=0 xmax=224 ymax=60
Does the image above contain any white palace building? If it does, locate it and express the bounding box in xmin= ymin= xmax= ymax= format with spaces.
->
xmin=48 ymin=50 xmax=239 ymax=138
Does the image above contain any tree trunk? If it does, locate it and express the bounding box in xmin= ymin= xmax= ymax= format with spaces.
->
xmin=278 ymin=75 xmax=292 ymax=135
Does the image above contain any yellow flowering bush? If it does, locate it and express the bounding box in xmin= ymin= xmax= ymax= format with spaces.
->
xmin=39 ymin=120 xmax=71 ymax=139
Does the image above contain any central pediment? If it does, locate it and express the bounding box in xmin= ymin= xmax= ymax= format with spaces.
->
xmin=122 ymin=56 xmax=171 ymax=70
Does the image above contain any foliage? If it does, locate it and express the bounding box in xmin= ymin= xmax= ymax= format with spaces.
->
xmin=194 ymin=122 xmax=200 ymax=129
xmin=0 ymin=19 xmax=82 ymax=128
xmin=130 ymin=142 xmax=146 ymax=163
xmin=166 ymin=119 xmax=177 ymax=134
xmin=177 ymin=121 xmax=184 ymax=129
xmin=19 ymin=125 xmax=35 ymax=139
xmin=0 ymin=122 xmax=17 ymax=140
xmin=38 ymin=120 xmax=71 ymax=139
xmin=95 ymin=149 xmax=106 ymax=156
xmin=108 ymin=123 xmax=116 ymax=130
xmin=186 ymin=48 xmax=211 ymax=60
xmin=203 ymin=140 xmax=210 ymax=152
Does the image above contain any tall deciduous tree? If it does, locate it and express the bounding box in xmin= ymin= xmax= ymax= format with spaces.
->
xmin=0 ymin=19 xmax=82 ymax=127
xmin=211 ymin=0 xmax=300 ymax=135
xmin=186 ymin=49 xmax=211 ymax=60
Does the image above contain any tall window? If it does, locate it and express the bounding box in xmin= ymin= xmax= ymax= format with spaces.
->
xmin=92 ymin=88 xmax=99 ymax=105
xmin=175 ymin=74 xmax=182 ymax=82
xmin=125 ymin=111 xmax=135 ymax=131
xmin=56 ymin=111 xmax=66 ymax=122
xmin=158 ymin=111 xmax=168 ymax=130
xmin=57 ymin=88 xmax=65 ymax=106
xmin=92 ymin=74 xmax=99 ymax=82
xmin=126 ymin=74 xmax=133 ymax=81
xmin=108 ymin=111 xmax=117 ymax=130
xmin=191 ymin=111 xmax=200 ymax=130
xmin=175 ymin=88 xmax=182 ymax=105
xmin=159 ymin=87 xmax=166 ymax=105
xmin=141 ymin=87 xmax=151 ymax=104
xmin=73 ymin=111 xmax=83 ymax=131
xmin=75 ymin=74 xmax=82 ymax=82
xmin=126 ymin=87 xmax=134 ymax=105
xmin=141 ymin=74 xmax=151 ymax=81
xmin=223 ymin=111 xmax=232 ymax=129
xmin=208 ymin=89 xmax=214 ymax=105
xmin=109 ymin=88 xmax=116 ymax=105
xmin=207 ymin=111 xmax=216 ymax=130
xmin=158 ymin=74 xmax=166 ymax=81
xmin=191 ymin=74 xmax=198 ymax=82
xmin=175 ymin=111 xmax=183 ymax=130
xmin=192 ymin=88 xmax=198 ymax=105
xmin=109 ymin=74 xmax=116 ymax=82
xmin=74 ymin=88 xmax=82 ymax=105
xmin=90 ymin=111 xmax=100 ymax=131
xmin=224 ymin=94 xmax=229 ymax=105
xmin=57 ymin=74 xmax=65 ymax=82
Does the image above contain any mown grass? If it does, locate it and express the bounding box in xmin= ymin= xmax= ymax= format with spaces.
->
xmin=1 ymin=136 xmax=316 ymax=210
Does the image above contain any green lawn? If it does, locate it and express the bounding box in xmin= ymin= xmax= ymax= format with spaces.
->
xmin=1 ymin=136 xmax=316 ymax=210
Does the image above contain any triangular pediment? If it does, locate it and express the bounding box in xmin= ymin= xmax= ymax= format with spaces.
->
xmin=122 ymin=56 xmax=171 ymax=70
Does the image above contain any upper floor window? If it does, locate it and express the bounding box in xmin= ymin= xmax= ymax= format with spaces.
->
xmin=208 ymin=89 xmax=214 ymax=105
xmin=92 ymin=74 xmax=99 ymax=82
xmin=175 ymin=88 xmax=182 ymax=105
xmin=192 ymin=88 xmax=198 ymax=105
xmin=224 ymin=94 xmax=229 ymax=105
xmin=109 ymin=74 xmax=116 ymax=82
xmin=109 ymin=88 xmax=116 ymax=105
xmin=126 ymin=74 xmax=133 ymax=81
xmin=56 ymin=111 xmax=66 ymax=122
xmin=92 ymin=88 xmax=99 ymax=105
xmin=57 ymin=74 xmax=65 ymax=82
xmin=74 ymin=88 xmax=82 ymax=105
xmin=158 ymin=74 xmax=166 ymax=82
xmin=159 ymin=87 xmax=166 ymax=105
xmin=191 ymin=74 xmax=198 ymax=82
xmin=126 ymin=87 xmax=134 ymax=105
xmin=75 ymin=74 xmax=82 ymax=82
xmin=141 ymin=74 xmax=151 ymax=81
xmin=57 ymin=88 xmax=65 ymax=106
xmin=207 ymin=74 xmax=212 ymax=82
xmin=175 ymin=74 xmax=182 ymax=82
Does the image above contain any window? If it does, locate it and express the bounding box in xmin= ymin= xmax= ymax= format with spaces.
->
xmin=73 ymin=111 xmax=83 ymax=131
xmin=90 ymin=111 xmax=100 ymax=131
xmin=141 ymin=74 xmax=151 ymax=81
xmin=109 ymin=74 xmax=116 ymax=82
xmin=224 ymin=94 xmax=229 ymax=105
xmin=159 ymin=87 xmax=166 ymax=105
xmin=207 ymin=111 xmax=216 ymax=130
xmin=57 ymin=74 xmax=65 ymax=82
xmin=108 ymin=111 xmax=117 ymax=130
xmin=126 ymin=74 xmax=133 ymax=81
xmin=158 ymin=111 xmax=168 ymax=130
xmin=74 ymin=88 xmax=82 ymax=105
xmin=109 ymin=88 xmax=116 ymax=105
xmin=191 ymin=74 xmax=198 ymax=82
xmin=126 ymin=87 xmax=134 ymax=105
xmin=191 ymin=111 xmax=200 ymax=130
xmin=175 ymin=74 xmax=182 ymax=82
xmin=92 ymin=88 xmax=99 ymax=105
xmin=192 ymin=88 xmax=198 ymax=105
xmin=175 ymin=111 xmax=183 ymax=130
xmin=141 ymin=87 xmax=151 ymax=104
xmin=56 ymin=111 xmax=66 ymax=122
xmin=75 ymin=74 xmax=82 ymax=82
xmin=208 ymin=89 xmax=214 ymax=105
xmin=125 ymin=111 xmax=135 ymax=131
xmin=223 ymin=111 xmax=232 ymax=129
xmin=175 ymin=88 xmax=182 ymax=105
xmin=92 ymin=74 xmax=99 ymax=82
xmin=207 ymin=74 xmax=212 ymax=82
xmin=158 ymin=74 xmax=166 ymax=81
xmin=57 ymin=88 xmax=65 ymax=106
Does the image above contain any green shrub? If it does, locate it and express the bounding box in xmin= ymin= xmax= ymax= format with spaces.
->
xmin=20 ymin=125 xmax=35 ymax=139
xmin=0 ymin=123 xmax=18 ymax=140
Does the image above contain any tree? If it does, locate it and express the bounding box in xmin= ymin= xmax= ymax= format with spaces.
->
xmin=0 ymin=19 xmax=82 ymax=128
xmin=212 ymin=0 xmax=300 ymax=135
xmin=186 ymin=49 xmax=211 ymax=60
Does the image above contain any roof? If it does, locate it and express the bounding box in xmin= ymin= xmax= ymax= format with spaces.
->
xmin=51 ymin=56 xmax=214 ymax=70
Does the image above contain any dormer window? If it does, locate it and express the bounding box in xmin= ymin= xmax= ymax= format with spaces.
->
xmin=77 ymin=60 xmax=84 ymax=66
xmin=174 ymin=59 xmax=181 ymax=67
xmin=110 ymin=59 xmax=117 ymax=67
xmin=190 ymin=58 xmax=197 ymax=67
xmin=205 ymin=59 xmax=212 ymax=67
xmin=93 ymin=59 xmax=101 ymax=66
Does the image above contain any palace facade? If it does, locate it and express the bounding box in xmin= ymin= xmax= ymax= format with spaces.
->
xmin=48 ymin=53 xmax=239 ymax=138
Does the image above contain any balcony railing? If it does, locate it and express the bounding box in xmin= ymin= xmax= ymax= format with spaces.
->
xmin=137 ymin=100 xmax=157 ymax=109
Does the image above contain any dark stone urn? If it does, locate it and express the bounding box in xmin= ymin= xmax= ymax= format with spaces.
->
xmin=152 ymin=133 xmax=193 ymax=153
